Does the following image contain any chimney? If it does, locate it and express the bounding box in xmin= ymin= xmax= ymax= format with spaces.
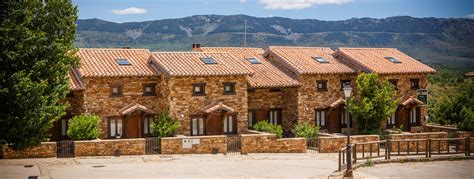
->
xmin=192 ymin=43 xmax=201 ymax=52
xmin=122 ymin=46 xmax=131 ymax=49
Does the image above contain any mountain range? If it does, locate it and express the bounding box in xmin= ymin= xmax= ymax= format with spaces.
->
xmin=75 ymin=15 xmax=474 ymax=70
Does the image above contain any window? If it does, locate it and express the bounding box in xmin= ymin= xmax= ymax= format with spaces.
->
xmin=109 ymin=84 xmax=123 ymax=97
xmin=61 ymin=119 xmax=69 ymax=136
xmin=410 ymin=107 xmax=420 ymax=125
xmin=312 ymin=57 xmax=330 ymax=63
xmin=142 ymin=83 xmax=156 ymax=96
xmin=192 ymin=83 xmax=206 ymax=96
xmin=247 ymin=88 xmax=255 ymax=93
xmin=109 ymin=118 xmax=123 ymax=138
xmin=315 ymin=110 xmax=326 ymax=128
xmin=387 ymin=113 xmax=396 ymax=126
xmin=223 ymin=115 xmax=235 ymax=134
xmin=340 ymin=80 xmax=351 ymax=91
xmin=410 ymin=79 xmax=420 ymax=90
xmin=246 ymin=58 xmax=261 ymax=64
xmin=223 ymin=82 xmax=236 ymax=95
xmin=340 ymin=108 xmax=352 ymax=126
xmin=269 ymin=109 xmax=281 ymax=125
xmin=317 ymin=80 xmax=328 ymax=92
xmin=200 ymin=57 xmax=217 ymax=64
xmin=384 ymin=57 xmax=401 ymax=63
xmin=191 ymin=117 xmax=205 ymax=136
xmin=269 ymin=88 xmax=281 ymax=92
xmin=115 ymin=58 xmax=131 ymax=65
xmin=143 ymin=116 xmax=154 ymax=135
xmin=248 ymin=111 xmax=254 ymax=129
xmin=389 ymin=79 xmax=398 ymax=90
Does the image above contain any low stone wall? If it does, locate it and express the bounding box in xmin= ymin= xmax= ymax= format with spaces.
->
xmin=160 ymin=135 xmax=227 ymax=154
xmin=318 ymin=135 xmax=380 ymax=153
xmin=456 ymin=131 xmax=474 ymax=152
xmin=420 ymin=124 xmax=458 ymax=135
xmin=388 ymin=132 xmax=448 ymax=152
xmin=2 ymin=142 xmax=56 ymax=159
xmin=240 ymin=131 xmax=306 ymax=154
xmin=74 ymin=138 xmax=145 ymax=157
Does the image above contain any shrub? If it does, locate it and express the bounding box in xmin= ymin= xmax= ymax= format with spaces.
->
xmin=292 ymin=122 xmax=319 ymax=139
xmin=67 ymin=115 xmax=101 ymax=140
xmin=253 ymin=121 xmax=283 ymax=138
xmin=151 ymin=110 xmax=181 ymax=137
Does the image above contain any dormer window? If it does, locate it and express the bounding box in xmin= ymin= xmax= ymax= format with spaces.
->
xmin=312 ymin=57 xmax=329 ymax=63
xmin=115 ymin=58 xmax=131 ymax=65
xmin=246 ymin=58 xmax=261 ymax=64
xmin=200 ymin=57 xmax=217 ymax=64
xmin=384 ymin=57 xmax=401 ymax=63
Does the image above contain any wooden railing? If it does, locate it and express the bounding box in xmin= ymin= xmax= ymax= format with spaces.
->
xmin=338 ymin=137 xmax=473 ymax=172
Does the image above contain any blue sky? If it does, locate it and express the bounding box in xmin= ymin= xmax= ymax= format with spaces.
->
xmin=72 ymin=0 xmax=474 ymax=22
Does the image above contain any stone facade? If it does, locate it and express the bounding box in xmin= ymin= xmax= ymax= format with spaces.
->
xmin=165 ymin=76 xmax=248 ymax=135
xmin=160 ymin=135 xmax=227 ymax=154
xmin=240 ymin=131 xmax=306 ymax=154
xmin=81 ymin=76 xmax=163 ymax=139
xmin=74 ymin=138 xmax=145 ymax=157
xmin=248 ymin=87 xmax=298 ymax=132
xmin=2 ymin=142 xmax=56 ymax=159
xmin=318 ymin=135 xmax=380 ymax=153
xmin=388 ymin=132 xmax=448 ymax=152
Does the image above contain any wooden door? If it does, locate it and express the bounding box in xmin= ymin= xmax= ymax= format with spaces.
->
xmin=126 ymin=113 xmax=142 ymax=138
xmin=206 ymin=112 xmax=223 ymax=135
xmin=327 ymin=108 xmax=340 ymax=133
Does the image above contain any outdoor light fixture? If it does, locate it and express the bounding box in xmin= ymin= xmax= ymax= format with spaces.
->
xmin=343 ymin=84 xmax=353 ymax=177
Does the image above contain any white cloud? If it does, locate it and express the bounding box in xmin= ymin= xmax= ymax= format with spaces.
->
xmin=259 ymin=0 xmax=352 ymax=10
xmin=240 ymin=0 xmax=248 ymax=3
xmin=466 ymin=13 xmax=474 ymax=19
xmin=111 ymin=7 xmax=147 ymax=15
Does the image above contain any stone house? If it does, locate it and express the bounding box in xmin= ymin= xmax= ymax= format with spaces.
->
xmin=264 ymin=46 xmax=357 ymax=133
xmin=149 ymin=51 xmax=253 ymax=136
xmin=198 ymin=47 xmax=301 ymax=133
xmin=334 ymin=48 xmax=436 ymax=131
xmin=52 ymin=48 xmax=163 ymax=140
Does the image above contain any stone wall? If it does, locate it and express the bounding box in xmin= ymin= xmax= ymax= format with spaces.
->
xmin=388 ymin=132 xmax=448 ymax=152
xmin=318 ymin=135 xmax=380 ymax=153
xmin=296 ymin=74 xmax=355 ymax=130
xmin=240 ymin=131 xmax=306 ymax=154
xmin=74 ymin=139 xmax=145 ymax=157
xmin=456 ymin=131 xmax=474 ymax=152
xmin=82 ymin=76 xmax=163 ymax=139
xmin=166 ymin=76 xmax=248 ymax=135
xmin=2 ymin=142 xmax=56 ymax=159
xmin=160 ymin=135 xmax=227 ymax=154
xmin=421 ymin=124 xmax=458 ymax=135
xmin=248 ymin=88 xmax=298 ymax=132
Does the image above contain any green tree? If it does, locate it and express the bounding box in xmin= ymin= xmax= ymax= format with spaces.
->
xmin=0 ymin=1 xmax=78 ymax=150
xmin=67 ymin=115 xmax=101 ymax=140
xmin=151 ymin=110 xmax=181 ymax=137
xmin=349 ymin=73 xmax=399 ymax=134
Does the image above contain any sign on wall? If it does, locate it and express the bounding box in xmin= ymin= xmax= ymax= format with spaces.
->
xmin=416 ymin=89 xmax=428 ymax=105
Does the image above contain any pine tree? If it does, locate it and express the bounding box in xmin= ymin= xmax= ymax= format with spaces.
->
xmin=0 ymin=0 xmax=78 ymax=150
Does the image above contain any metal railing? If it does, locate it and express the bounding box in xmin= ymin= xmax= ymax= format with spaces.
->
xmin=145 ymin=137 xmax=161 ymax=155
xmin=338 ymin=137 xmax=473 ymax=172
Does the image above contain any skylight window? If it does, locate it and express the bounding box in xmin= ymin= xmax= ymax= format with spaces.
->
xmin=312 ymin=57 xmax=329 ymax=63
xmin=384 ymin=57 xmax=401 ymax=63
xmin=115 ymin=58 xmax=131 ymax=65
xmin=246 ymin=58 xmax=261 ymax=64
xmin=200 ymin=57 xmax=217 ymax=64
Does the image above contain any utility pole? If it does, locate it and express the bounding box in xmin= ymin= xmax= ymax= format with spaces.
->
xmin=244 ymin=19 xmax=247 ymax=47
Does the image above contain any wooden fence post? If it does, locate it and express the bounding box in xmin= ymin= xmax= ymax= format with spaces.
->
xmin=353 ymin=144 xmax=357 ymax=164
xmin=387 ymin=140 xmax=391 ymax=159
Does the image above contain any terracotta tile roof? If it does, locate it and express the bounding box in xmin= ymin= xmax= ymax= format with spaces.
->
xmin=200 ymin=47 xmax=301 ymax=88
xmin=201 ymin=102 xmax=235 ymax=113
xmin=76 ymin=48 xmax=159 ymax=77
xmin=68 ymin=70 xmax=84 ymax=91
xmin=150 ymin=52 xmax=253 ymax=77
xmin=465 ymin=71 xmax=474 ymax=76
xmin=119 ymin=103 xmax=155 ymax=115
xmin=265 ymin=46 xmax=356 ymax=75
xmin=400 ymin=95 xmax=424 ymax=106
xmin=336 ymin=48 xmax=436 ymax=74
